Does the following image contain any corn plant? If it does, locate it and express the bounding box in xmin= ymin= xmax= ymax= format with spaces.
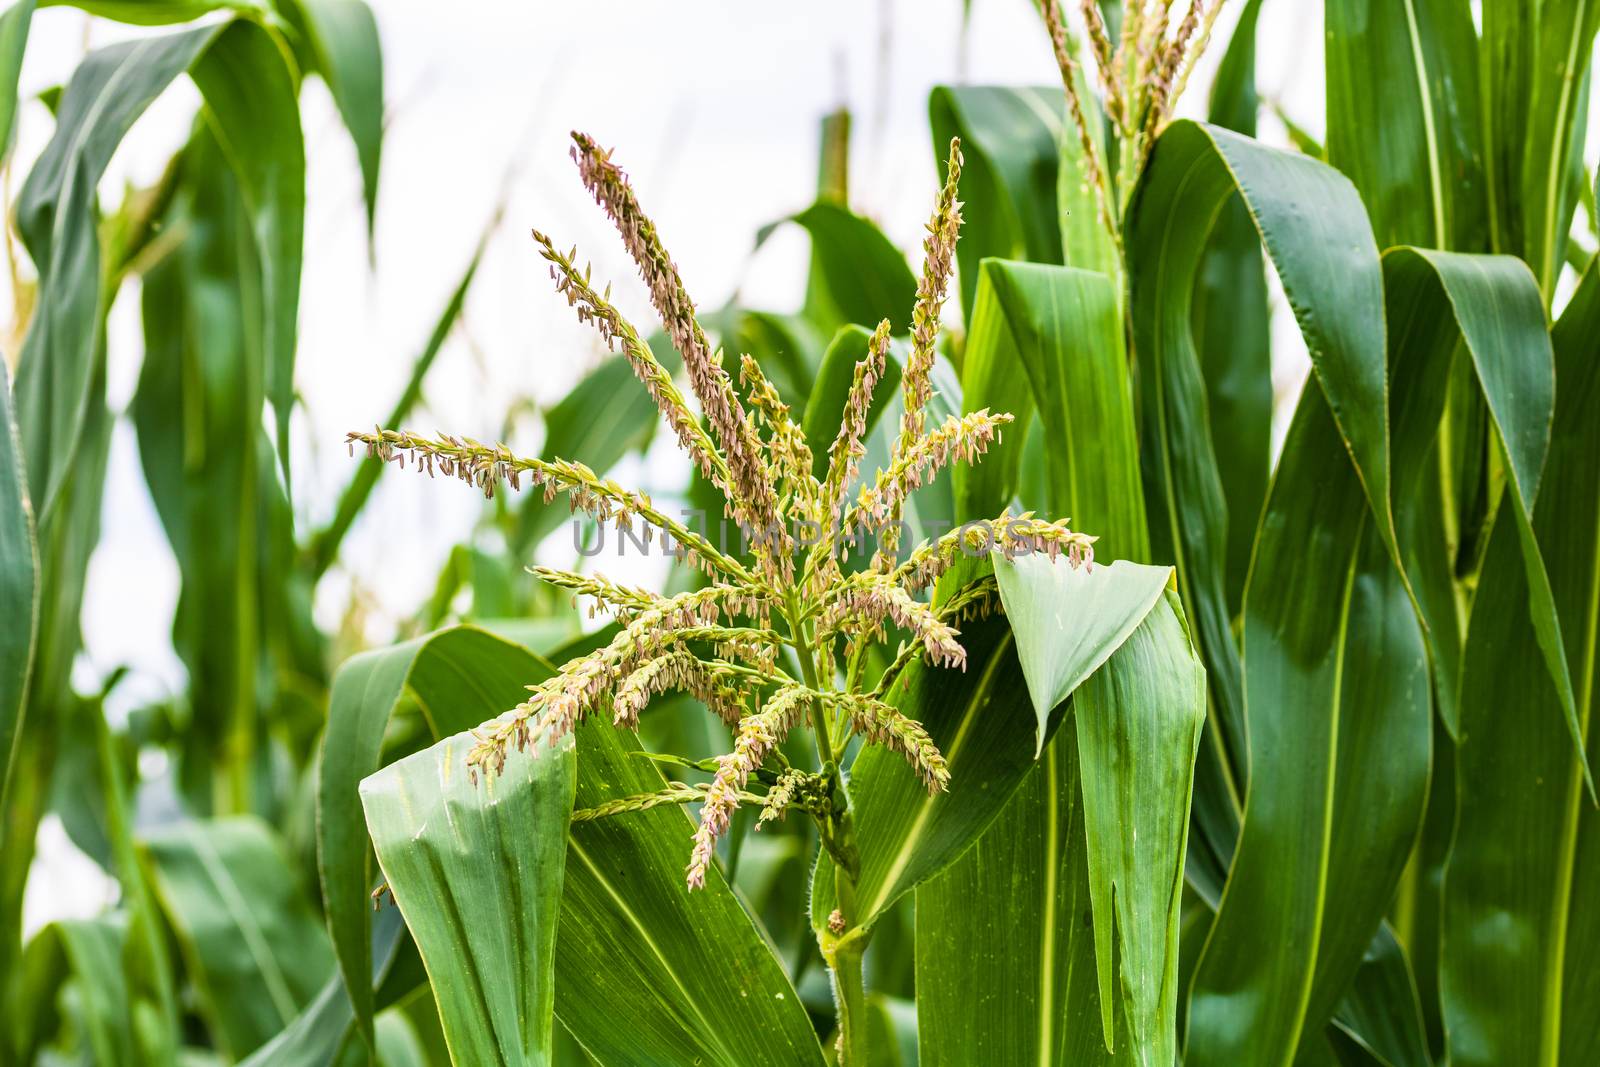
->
xmin=4 ymin=0 xmax=1600 ymax=1065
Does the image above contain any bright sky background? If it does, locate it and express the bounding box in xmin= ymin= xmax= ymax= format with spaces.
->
xmin=10 ymin=0 xmax=1583 ymax=930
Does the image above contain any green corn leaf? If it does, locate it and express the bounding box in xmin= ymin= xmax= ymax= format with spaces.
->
xmin=319 ymin=625 xmax=552 ymax=1049
xmin=954 ymin=261 xmax=1144 ymax=556
xmin=41 ymin=1 xmax=269 ymax=24
xmin=810 ymin=571 xmax=1037 ymax=934
xmin=0 ymin=0 xmax=34 ymax=157
xmin=360 ymin=728 xmax=575 ymax=1067
xmin=14 ymin=18 xmax=303 ymax=520
xmin=800 ymin=324 xmax=903 ymax=479
xmin=322 ymin=626 xmax=823 ymax=1065
xmin=992 ymin=553 xmax=1172 ymax=755
xmin=1382 ymin=247 xmax=1587 ymax=783
xmin=558 ymin=715 xmax=825 ymax=1066
xmin=1185 ymin=381 xmax=1430 ymax=1066
xmin=1075 ymin=588 xmax=1207 ymax=1064
xmin=280 ymin=0 xmax=384 ymax=241
xmin=915 ymin=712 xmax=1120 ymax=1066
xmin=237 ymin=905 xmax=409 ymax=1067
xmin=1127 ymin=119 xmax=1399 ymax=871
xmin=15 ymin=917 xmax=134 ymax=1066
xmin=142 ymin=817 xmax=337 ymax=1061
xmin=1440 ymin=259 xmax=1600 ymax=1067
xmin=790 ymin=201 xmax=917 ymax=334
xmin=1197 ymin=0 xmax=1271 ymax=614
xmin=1325 ymin=0 xmax=1486 ymax=252
xmin=927 ymin=86 xmax=1064 ymax=322
xmin=1480 ymin=0 xmax=1600 ymax=296
xmin=0 ymin=362 xmax=37 ymax=828
xmin=1328 ymin=924 xmax=1433 ymax=1067
xmin=917 ymin=255 xmax=1199 ymax=1066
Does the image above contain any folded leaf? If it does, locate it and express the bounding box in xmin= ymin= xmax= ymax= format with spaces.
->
xmin=993 ymin=554 xmax=1172 ymax=754
xmin=361 ymin=728 xmax=575 ymax=1066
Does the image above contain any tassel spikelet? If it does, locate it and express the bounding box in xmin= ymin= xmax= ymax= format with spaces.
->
xmin=350 ymin=134 xmax=1097 ymax=889
xmin=1042 ymin=0 xmax=1231 ymax=238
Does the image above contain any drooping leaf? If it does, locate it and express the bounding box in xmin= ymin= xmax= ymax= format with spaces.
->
xmin=1382 ymin=247 xmax=1585 ymax=779
xmin=1185 ymin=382 xmax=1430 ymax=1066
xmin=280 ymin=0 xmax=384 ymax=239
xmin=1439 ymin=260 xmax=1600 ymax=1067
xmin=1127 ymin=119 xmax=1399 ymax=857
xmin=790 ymin=201 xmax=917 ymax=334
xmin=14 ymin=18 xmax=303 ymax=518
xmin=992 ymin=553 xmax=1172 ymax=754
xmin=142 ymin=817 xmax=336 ymax=1061
xmin=361 ymin=728 xmax=575 ymax=1067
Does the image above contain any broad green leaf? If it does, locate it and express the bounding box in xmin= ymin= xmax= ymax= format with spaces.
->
xmin=134 ymin=121 xmax=273 ymax=815
xmin=1197 ymin=0 xmax=1271 ymax=613
xmin=142 ymin=817 xmax=336 ymax=1061
xmin=41 ymin=0 xmax=267 ymax=23
xmin=800 ymin=324 xmax=902 ymax=479
xmin=790 ymin=201 xmax=916 ymax=334
xmin=1127 ymin=119 xmax=1397 ymax=843
xmin=310 ymin=227 xmax=490 ymax=577
xmin=916 ymin=714 xmax=1122 ymax=1066
xmin=1329 ymin=924 xmax=1433 ymax=1067
xmin=1480 ymin=0 xmax=1600 ymax=295
xmin=1185 ymin=382 xmax=1429 ymax=1066
xmin=14 ymin=24 xmax=218 ymax=520
xmin=0 ymin=361 xmax=37 ymax=826
xmin=188 ymin=19 xmax=305 ymax=485
xmin=810 ymin=575 xmax=1038 ymax=932
xmin=15 ymin=917 xmax=133 ymax=1066
xmin=0 ymin=0 xmax=34 ymax=156
xmin=282 ymin=0 xmax=384 ymax=239
xmin=238 ymin=906 xmax=408 ymax=1067
xmin=917 ymin=249 xmax=1188 ymax=1065
xmin=558 ymin=716 xmax=825 ymax=1066
xmin=322 ymin=626 xmax=823 ymax=1066
xmin=927 ymin=85 xmax=1064 ymax=322
xmin=361 ymin=728 xmax=575 ymax=1066
xmin=1382 ymin=247 xmax=1586 ymax=780
xmin=1440 ymin=260 xmax=1600 ymax=1067
xmin=992 ymin=553 xmax=1172 ymax=754
xmin=1075 ymin=589 xmax=1206 ymax=1064
xmin=955 ymin=260 xmax=1144 ymax=557
xmin=15 ymin=18 xmax=303 ymax=518
xmin=319 ymin=625 xmax=551 ymax=1048
xmin=1326 ymin=0 xmax=1486 ymax=251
